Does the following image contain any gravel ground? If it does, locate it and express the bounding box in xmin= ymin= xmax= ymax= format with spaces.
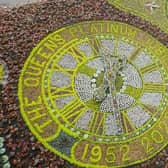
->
xmin=0 ymin=0 xmax=45 ymax=7
xmin=1 ymin=0 xmax=168 ymax=167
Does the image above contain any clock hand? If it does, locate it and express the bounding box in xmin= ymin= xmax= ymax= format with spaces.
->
xmin=102 ymin=48 xmax=126 ymax=134
xmin=93 ymin=49 xmax=114 ymax=102
xmin=93 ymin=47 xmax=125 ymax=133
xmin=102 ymin=48 xmax=117 ymax=108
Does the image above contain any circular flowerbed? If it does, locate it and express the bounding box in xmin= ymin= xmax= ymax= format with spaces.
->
xmin=18 ymin=21 xmax=168 ymax=168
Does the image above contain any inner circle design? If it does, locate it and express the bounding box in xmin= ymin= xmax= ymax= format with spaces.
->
xmin=74 ymin=57 xmax=141 ymax=113
xmin=18 ymin=21 xmax=168 ymax=168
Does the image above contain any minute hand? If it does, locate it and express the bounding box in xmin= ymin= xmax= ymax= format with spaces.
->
xmin=103 ymin=53 xmax=118 ymax=110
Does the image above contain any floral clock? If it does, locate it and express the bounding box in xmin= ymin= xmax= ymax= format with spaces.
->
xmin=18 ymin=21 xmax=168 ymax=168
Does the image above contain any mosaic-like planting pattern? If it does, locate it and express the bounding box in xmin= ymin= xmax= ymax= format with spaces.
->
xmin=18 ymin=21 xmax=168 ymax=168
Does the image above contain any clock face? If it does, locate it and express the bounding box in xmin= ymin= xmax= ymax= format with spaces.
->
xmin=19 ymin=21 xmax=168 ymax=168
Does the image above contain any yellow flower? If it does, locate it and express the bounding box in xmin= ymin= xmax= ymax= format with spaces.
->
xmin=0 ymin=65 xmax=4 ymax=81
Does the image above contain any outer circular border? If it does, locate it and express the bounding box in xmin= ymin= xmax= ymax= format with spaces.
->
xmin=18 ymin=21 xmax=168 ymax=168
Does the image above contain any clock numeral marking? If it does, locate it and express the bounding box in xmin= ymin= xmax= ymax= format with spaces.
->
xmin=113 ymin=39 xmax=118 ymax=56
xmin=138 ymin=102 xmax=156 ymax=115
xmin=50 ymin=86 xmax=74 ymax=98
xmin=54 ymin=65 xmax=74 ymax=76
xmin=88 ymin=112 xmax=105 ymax=135
xmin=88 ymin=38 xmax=102 ymax=56
xmin=139 ymin=63 xmax=158 ymax=74
xmin=122 ymin=112 xmax=135 ymax=133
xmin=59 ymin=99 xmax=86 ymax=124
xmin=68 ymin=47 xmax=88 ymax=62
xmin=160 ymin=57 xmax=168 ymax=68
xmin=128 ymin=47 xmax=142 ymax=62
xmin=144 ymin=83 xmax=166 ymax=92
